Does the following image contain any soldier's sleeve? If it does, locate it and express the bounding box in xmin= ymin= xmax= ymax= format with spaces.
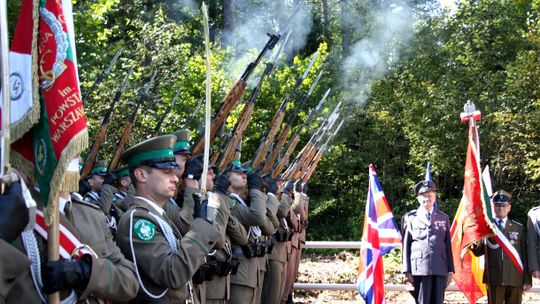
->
xmin=95 ymin=184 xmax=116 ymax=216
xmin=227 ymin=215 xmax=248 ymax=246
xmin=469 ymin=240 xmax=485 ymax=257
xmin=401 ymin=214 xmax=412 ymax=273
xmin=520 ymin=224 xmax=532 ymax=285
xmin=115 ymin=185 xmax=135 ymax=212
xmin=291 ymin=192 xmax=305 ymax=220
xmin=288 ymin=206 xmax=299 ymax=231
xmin=445 ymin=216 xmax=455 ymax=273
xmin=277 ymin=194 xmax=293 ymax=218
xmin=0 ymin=239 xmax=30 ymax=300
xmin=128 ymin=214 xmax=221 ymax=290
xmin=527 ymin=213 xmax=540 ymax=273
xmin=260 ymin=193 xmax=280 ymax=236
xmin=80 ymin=221 xmax=139 ymax=301
xmin=163 ymin=186 xmax=197 ymax=235
xmin=232 ymin=189 xmax=267 ymax=227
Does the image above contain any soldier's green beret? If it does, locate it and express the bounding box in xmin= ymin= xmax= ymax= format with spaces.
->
xmin=224 ymin=152 xmax=248 ymax=174
xmin=492 ymin=190 xmax=512 ymax=204
xmin=172 ymin=129 xmax=192 ymax=155
xmin=90 ymin=160 xmax=108 ymax=176
xmin=122 ymin=135 xmax=179 ymax=170
xmin=115 ymin=166 xmax=130 ymax=178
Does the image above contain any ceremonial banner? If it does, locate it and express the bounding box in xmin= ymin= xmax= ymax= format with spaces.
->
xmin=0 ymin=0 xmax=40 ymax=140
xmin=451 ymin=104 xmax=523 ymax=303
xmin=357 ymin=165 xmax=402 ymax=304
xmin=425 ymin=161 xmax=438 ymax=210
xmin=13 ymin=0 xmax=88 ymax=225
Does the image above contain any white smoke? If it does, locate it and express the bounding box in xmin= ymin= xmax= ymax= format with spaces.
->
xmin=221 ymin=1 xmax=313 ymax=83
xmin=341 ymin=1 xmax=415 ymax=105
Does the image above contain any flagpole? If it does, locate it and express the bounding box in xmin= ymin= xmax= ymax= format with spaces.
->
xmin=0 ymin=0 xmax=12 ymax=180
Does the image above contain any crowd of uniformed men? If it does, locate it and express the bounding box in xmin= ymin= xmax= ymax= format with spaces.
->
xmin=1 ymin=129 xmax=540 ymax=304
xmin=0 ymin=130 xmax=309 ymax=304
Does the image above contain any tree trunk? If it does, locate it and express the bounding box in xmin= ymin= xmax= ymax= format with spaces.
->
xmin=340 ymin=0 xmax=352 ymax=56
xmin=222 ymin=0 xmax=235 ymax=46
xmin=320 ymin=0 xmax=329 ymax=35
xmin=208 ymin=0 xmax=217 ymax=42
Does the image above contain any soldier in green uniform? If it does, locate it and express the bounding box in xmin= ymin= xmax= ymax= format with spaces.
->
xmin=471 ymin=190 xmax=532 ymax=304
xmin=116 ymin=135 xmax=229 ymax=303
xmin=225 ymin=158 xmax=269 ymax=304
xmin=110 ymin=165 xmax=134 ymax=213
xmin=0 ymin=179 xmax=31 ymax=300
xmin=262 ymin=179 xmax=294 ymax=304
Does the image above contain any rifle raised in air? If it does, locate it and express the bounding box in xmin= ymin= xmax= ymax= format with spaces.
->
xmin=191 ymin=5 xmax=300 ymax=156
xmin=302 ymin=119 xmax=344 ymax=181
xmin=151 ymin=89 xmax=180 ymax=137
xmin=260 ymin=70 xmax=323 ymax=174
xmin=216 ymin=33 xmax=290 ymax=172
xmin=271 ymin=88 xmax=330 ymax=178
xmin=108 ymin=70 xmax=157 ymax=171
xmin=82 ymin=46 xmax=124 ymax=103
xmin=249 ymin=50 xmax=319 ymax=171
xmin=81 ymin=66 xmax=134 ymax=177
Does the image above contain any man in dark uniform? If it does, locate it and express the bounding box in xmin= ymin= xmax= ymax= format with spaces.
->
xmin=527 ymin=191 xmax=540 ymax=279
xmin=402 ymin=180 xmax=453 ymax=304
xmin=116 ymin=135 xmax=230 ymax=303
xmin=472 ymin=190 xmax=532 ymax=304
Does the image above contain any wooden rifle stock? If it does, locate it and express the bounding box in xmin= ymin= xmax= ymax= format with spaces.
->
xmin=251 ymin=110 xmax=285 ymax=171
xmin=271 ymin=134 xmax=300 ymax=178
xmin=261 ymin=124 xmax=291 ymax=174
xmin=108 ymin=122 xmax=133 ymax=171
xmin=192 ymin=79 xmax=247 ymax=155
xmin=303 ymin=148 xmax=324 ymax=182
xmin=217 ymin=101 xmax=255 ymax=172
xmin=81 ymin=66 xmax=133 ymax=176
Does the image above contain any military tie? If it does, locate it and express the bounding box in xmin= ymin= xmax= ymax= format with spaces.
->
xmin=497 ymin=219 xmax=504 ymax=230
xmin=427 ymin=212 xmax=431 ymax=221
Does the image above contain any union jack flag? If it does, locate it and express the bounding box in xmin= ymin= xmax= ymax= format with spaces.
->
xmin=357 ymin=165 xmax=402 ymax=304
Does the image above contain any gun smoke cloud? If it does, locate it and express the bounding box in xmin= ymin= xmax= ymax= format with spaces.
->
xmin=341 ymin=1 xmax=415 ymax=105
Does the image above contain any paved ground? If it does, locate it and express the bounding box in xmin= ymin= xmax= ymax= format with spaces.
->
xmin=292 ymin=251 xmax=540 ymax=303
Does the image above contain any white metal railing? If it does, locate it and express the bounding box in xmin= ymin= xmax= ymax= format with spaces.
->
xmin=293 ymin=241 xmax=540 ymax=293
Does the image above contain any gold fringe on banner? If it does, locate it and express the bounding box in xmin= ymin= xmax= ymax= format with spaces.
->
xmin=45 ymin=129 xmax=88 ymax=226
xmin=10 ymin=0 xmax=40 ymax=142
xmin=10 ymin=149 xmax=35 ymax=184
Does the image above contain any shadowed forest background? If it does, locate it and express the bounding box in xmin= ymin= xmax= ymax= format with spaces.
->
xmin=7 ymin=0 xmax=540 ymax=241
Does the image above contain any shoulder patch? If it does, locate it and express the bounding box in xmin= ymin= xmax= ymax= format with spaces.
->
xmin=134 ymin=219 xmax=156 ymax=241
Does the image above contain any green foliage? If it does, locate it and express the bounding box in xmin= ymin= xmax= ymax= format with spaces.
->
xmin=7 ymin=0 xmax=539 ymax=242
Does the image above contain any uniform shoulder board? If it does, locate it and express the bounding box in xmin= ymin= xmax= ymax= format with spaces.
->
xmin=528 ymin=206 xmax=540 ymax=215
xmin=73 ymin=197 xmax=101 ymax=210
xmin=405 ymin=210 xmax=417 ymax=217
xmin=511 ymin=220 xmax=523 ymax=227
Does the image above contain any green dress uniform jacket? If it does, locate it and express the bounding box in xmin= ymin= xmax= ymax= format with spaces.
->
xmin=527 ymin=206 xmax=540 ymax=273
xmin=472 ymin=219 xmax=532 ymax=287
xmin=206 ymin=214 xmax=248 ymax=304
xmin=230 ymin=189 xmax=268 ymax=304
xmin=0 ymin=239 xmax=30 ymax=301
xmin=6 ymin=198 xmax=139 ymax=303
xmin=116 ymin=197 xmax=224 ymax=302
xmin=163 ymin=186 xmax=196 ymax=235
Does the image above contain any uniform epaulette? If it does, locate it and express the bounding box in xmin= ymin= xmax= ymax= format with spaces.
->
xmin=511 ymin=220 xmax=523 ymax=227
xmin=405 ymin=210 xmax=417 ymax=217
xmin=72 ymin=197 xmax=101 ymax=210
xmin=528 ymin=206 xmax=540 ymax=215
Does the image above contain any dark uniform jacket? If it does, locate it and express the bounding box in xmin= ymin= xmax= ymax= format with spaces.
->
xmin=471 ymin=218 xmax=532 ymax=287
xmin=116 ymin=196 xmax=224 ymax=302
xmin=402 ymin=207 xmax=454 ymax=276
xmin=0 ymin=239 xmax=30 ymax=300
xmin=527 ymin=206 xmax=540 ymax=273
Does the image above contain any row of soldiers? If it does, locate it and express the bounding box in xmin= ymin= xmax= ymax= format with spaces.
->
xmin=0 ymin=129 xmax=311 ymax=304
